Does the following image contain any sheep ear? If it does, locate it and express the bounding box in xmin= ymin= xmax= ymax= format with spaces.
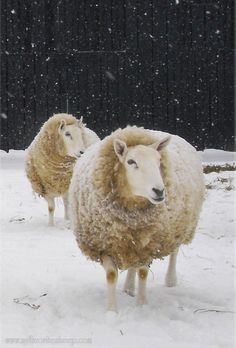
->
xmin=77 ymin=117 xmax=85 ymax=127
xmin=113 ymin=139 xmax=127 ymax=162
xmin=151 ymin=135 xmax=171 ymax=152
xmin=58 ymin=120 xmax=66 ymax=134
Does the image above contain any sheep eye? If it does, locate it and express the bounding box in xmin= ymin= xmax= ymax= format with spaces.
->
xmin=65 ymin=132 xmax=72 ymax=138
xmin=127 ymin=159 xmax=138 ymax=168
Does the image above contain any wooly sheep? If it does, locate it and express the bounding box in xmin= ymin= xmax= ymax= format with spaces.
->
xmin=25 ymin=113 xmax=100 ymax=225
xmin=69 ymin=126 xmax=205 ymax=311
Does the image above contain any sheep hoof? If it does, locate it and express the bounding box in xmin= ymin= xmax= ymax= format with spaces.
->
xmin=106 ymin=305 xmax=118 ymax=313
xmin=105 ymin=310 xmax=118 ymax=324
xmin=137 ymin=297 xmax=148 ymax=306
xmin=48 ymin=216 xmax=54 ymax=226
xmin=165 ymin=275 xmax=177 ymax=287
xmin=124 ymin=289 xmax=135 ymax=297
xmin=64 ymin=220 xmax=71 ymax=229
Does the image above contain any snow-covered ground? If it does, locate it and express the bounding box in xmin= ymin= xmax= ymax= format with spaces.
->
xmin=200 ymin=149 xmax=236 ymax=164
xmin=0 ymin=150 xmax=235 ymax=348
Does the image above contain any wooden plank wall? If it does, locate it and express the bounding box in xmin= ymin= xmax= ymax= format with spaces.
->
xmin=0 ymin=0 xmax=234 ymax=151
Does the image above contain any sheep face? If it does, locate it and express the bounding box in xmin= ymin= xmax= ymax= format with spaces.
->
xmin=58 ymin=119 xmax=85 ymax=158
xmin=113 ymin=136 xmax=171 ymax=205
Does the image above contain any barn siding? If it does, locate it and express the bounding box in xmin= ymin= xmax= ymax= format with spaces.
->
xmin=0 ymin=0 xmax=234 ymax=150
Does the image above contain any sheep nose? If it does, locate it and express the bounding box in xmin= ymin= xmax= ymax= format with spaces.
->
xmin=152 ymin=188 xmax=164 ymax=197
xmin=80 ymin=151 xmax=84 ymax=155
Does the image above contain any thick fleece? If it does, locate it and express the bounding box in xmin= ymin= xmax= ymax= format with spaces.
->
xmin=70 ymin=126 xmax=205 ymax=270
xmin=25 ymin=113 xmax=99 ymax=197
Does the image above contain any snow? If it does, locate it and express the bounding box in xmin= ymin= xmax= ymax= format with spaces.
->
xmin=200 ymin=149 xmax=236 ymax=165
xmin=0 ymin=150 xmax=235 ymax=348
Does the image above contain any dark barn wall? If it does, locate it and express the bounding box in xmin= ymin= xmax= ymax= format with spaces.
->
xmin=0 ymin=0 xmax=234 ymax=151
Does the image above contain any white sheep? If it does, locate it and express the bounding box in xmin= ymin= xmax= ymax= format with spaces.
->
xmin=25 ymin=113 xmax=100 ymax=225
xmin=69 ymin=126 xmax=205 ymax=312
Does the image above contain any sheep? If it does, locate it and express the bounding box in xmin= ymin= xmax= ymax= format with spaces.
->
xmin=25 ymin=113 xmax=100 ymax=225
xmin=69 ymin=126 xmax=205 ymax=312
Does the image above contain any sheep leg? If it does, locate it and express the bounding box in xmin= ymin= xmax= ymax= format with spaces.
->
xmin=44 ymin=195 xmax=55 ymax=226
xmin=101 ymin=255 xmax=118 ymax=312
xmin=165 ymin=248 xmax=178 ymax=287
xmin=123 ymin=268 xmax=136 ymax=297
xmin=62 ymin=192 xmax=69 ymax=220
xmin=137 ymin=266 xmax=149 ymax=305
